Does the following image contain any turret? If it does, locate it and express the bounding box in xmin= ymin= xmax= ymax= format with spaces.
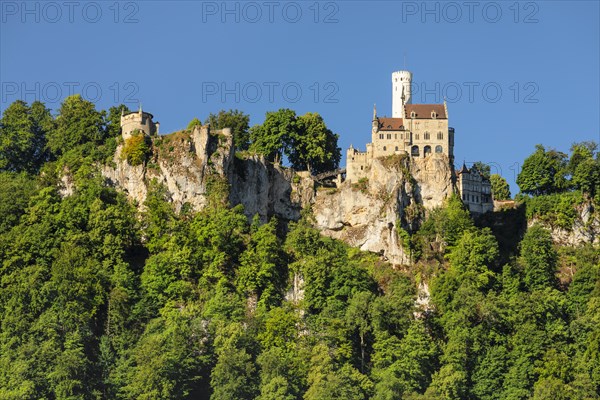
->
xmin=392 ymin=70 xmax=412 ymax=118
xmin=120 ymin=106 xmax=158 ymax=140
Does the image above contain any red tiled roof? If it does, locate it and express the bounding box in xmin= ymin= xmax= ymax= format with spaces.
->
xmin=405 ymin=104 xmax=446 ymax=119
xmin=377 ymin=117 xmax=405 ymax=131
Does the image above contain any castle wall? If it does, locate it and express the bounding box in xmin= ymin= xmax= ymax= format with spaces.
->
xmin=121 ymin=111 xmax=157 ymax=140
xmin=346 ymin=148 xmax=369 ymax=183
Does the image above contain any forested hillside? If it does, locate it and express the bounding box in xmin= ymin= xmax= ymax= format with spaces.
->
xmin=1 ymin=96 xmax=599 ymax=399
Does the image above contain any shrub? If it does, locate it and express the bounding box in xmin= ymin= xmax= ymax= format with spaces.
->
xmin=122 ymin=132 xmax=151 ymax=166
xmin=352 ymin=177 xmax=369 ymax=194
xmin=524 ymin=191 xmax=585 ymax=230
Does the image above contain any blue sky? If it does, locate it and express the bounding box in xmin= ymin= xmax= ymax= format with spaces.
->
xmin=1 ymin=1 xmax=599 ymax=193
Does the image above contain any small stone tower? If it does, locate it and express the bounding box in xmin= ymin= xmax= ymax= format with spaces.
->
xmin=120 ymin=105 xmax=159 ymax=140
xmin=392 ymin=70 xmax=412 ymax=118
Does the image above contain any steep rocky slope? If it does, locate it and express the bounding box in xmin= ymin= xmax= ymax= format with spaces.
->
xmin=102 ymin=127 xmax=456 ymax=266
xmin=102 ymin=126 xmax=314 ymax=221
xmin=311 ymin=154 xmax=454 ymax=265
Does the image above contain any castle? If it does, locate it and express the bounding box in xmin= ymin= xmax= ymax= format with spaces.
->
xmin=346 ymin=70 xmax=492 ymax=214
xmin=119 ymin=71 xmax=493 ymax=214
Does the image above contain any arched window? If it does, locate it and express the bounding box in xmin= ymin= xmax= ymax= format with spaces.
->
xmin=424 ymin=132 xmax=430 ymax=140
xmin=411 ymin=145 xmax=419 ymax=157
xmin=383 ymin=146 xmax=387 ymax=151
xmin=410 ymin=111 xmax=416 ymax=118
xmin=435 ymin=145 xmax=443 ymax=153
xmin=395 ymin=146 xmax=398 ymax=151
xmin=424 ymin=145 xmax=432 ymax=156
xmin=437 ymin=132 xmax=443 ymax=140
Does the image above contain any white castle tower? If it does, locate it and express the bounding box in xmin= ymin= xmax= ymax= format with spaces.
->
xmin=392 ymin=70 xmax=412 ymax=118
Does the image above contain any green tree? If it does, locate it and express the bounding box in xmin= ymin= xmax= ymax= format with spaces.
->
xmin=210 ymin=322 xmax=258 ymax=400
xmin=0 ymin=172 xmax=37 ymax=234
xmin=205 ymin=109 xmax=250 ymax=150
xmin=471 ymin=161 xmax=491 ymax=179
xmin=249 ymin=109 xmax=297 ymax=163
xmin=187 ymin=117 xmax=203 ymax=130
xmin=47 ymin=94 xmax=105 ymax=157
xmin=0 ymin=100 xmax=53 ymax=173
xmin=567 ymin=141 xmax=597 ymax=176
xmin=372 ymin=322 xmax=438 ymax=399
xmin=237 ymin=218 xmax=286 ymax=310
xmin=519 ymin=225 xmax=558 ymax=290
xmin=104 ymin=104 xmax=130 ymax=139
xmin=517 ymin=144 xmax=568 ymax=196
xmin=288 ymin=112 xmax=341 ymax=174
xmin=304 ymin=344 xmax=373 ymax=400
xmin=490 ymin=174 xmax=511 ymax=200
xmin=122 ymin=132 xmax=151 ymax=166
xmin=572 ymin=157 xmax=600 ymax=198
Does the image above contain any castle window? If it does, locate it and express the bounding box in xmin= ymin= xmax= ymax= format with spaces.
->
xmin=435 ymin=145 xmax=443 ymax=153
xmin=395 ymin=134 xmax=397 ymax=140
xmin=424 ymin=132 xmax=430 ymax=140
xmin=400 ymin=133 xmax=403 ymax=139
xmin=415 ymin=133 xmax=420 ymax=140
xmin=424 ymin=145 xmax=432 ymax=156
xmin=387 ymin=134 xmax=391 ymax=139
xmin=411 ymin=145 xmax=419 ymax=157
xmin=361 ymin=166 xmax=363 ymax=170
xmin=437 ymin=132 xmax=443 ymax=140
xmin=410 ymin=111 xmax=416 ymax=118
xmin=379 ymin=134 xmax=384 ymax=140
xmin=395 ymin=146 xmax=398 ymax=151
xmin=383 ymin=146 xmax=387 ymax=151
xmin=431 ymin=111 xmax=437 ymax=119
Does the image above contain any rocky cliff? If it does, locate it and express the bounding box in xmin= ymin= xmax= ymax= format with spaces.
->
xmin=530 ymin=202 xmax=600 ymax=246
xmin=101 ymin=128 xmax=455 ymax=265
xmin=311 ymin=153 xmax=454 ymax=265
xmin=102 ymin=126 xmax=313 ymax=221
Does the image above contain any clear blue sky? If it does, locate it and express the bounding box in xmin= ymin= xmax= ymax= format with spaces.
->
xmin=1 ymin=1 xmax=599 ymax=193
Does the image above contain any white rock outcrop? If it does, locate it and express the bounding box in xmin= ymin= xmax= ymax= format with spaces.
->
xmin=312 ymin=154 xmax=455 ymax=265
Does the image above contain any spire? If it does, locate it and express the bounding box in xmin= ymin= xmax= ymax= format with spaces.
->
xmin=373 ymin=103 xmax=377 ymax=120
xmin=121 ymin=107 xmax=125 ymax=117
xmin=138 ymin=103 xmax=143 ymax=115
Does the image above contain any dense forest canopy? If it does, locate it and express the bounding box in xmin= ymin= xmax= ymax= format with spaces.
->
xmin=0 ymin=97 xmax=599 ymax=399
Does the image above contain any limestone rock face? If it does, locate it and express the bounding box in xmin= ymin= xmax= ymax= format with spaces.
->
xmin=102 ymin=126 xmax=311 ymax=222
xmin=312 ymin=154 xmax=453 ymax=265
xmin=229 ymin=156 xmax=313 ymax=222
xmin=411 ymin=154 xmax=455 ymax=209
xmin=531 ymin=202 xmax=600 ymax=246
xmin=103 ymin=139 xmax=455 ymax=265
xmin=103 ymin=128 xmax=211 ymax=211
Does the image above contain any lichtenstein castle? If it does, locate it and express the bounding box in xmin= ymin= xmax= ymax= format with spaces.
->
xmin=346 ymin=70 xmax=492 ymax=214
